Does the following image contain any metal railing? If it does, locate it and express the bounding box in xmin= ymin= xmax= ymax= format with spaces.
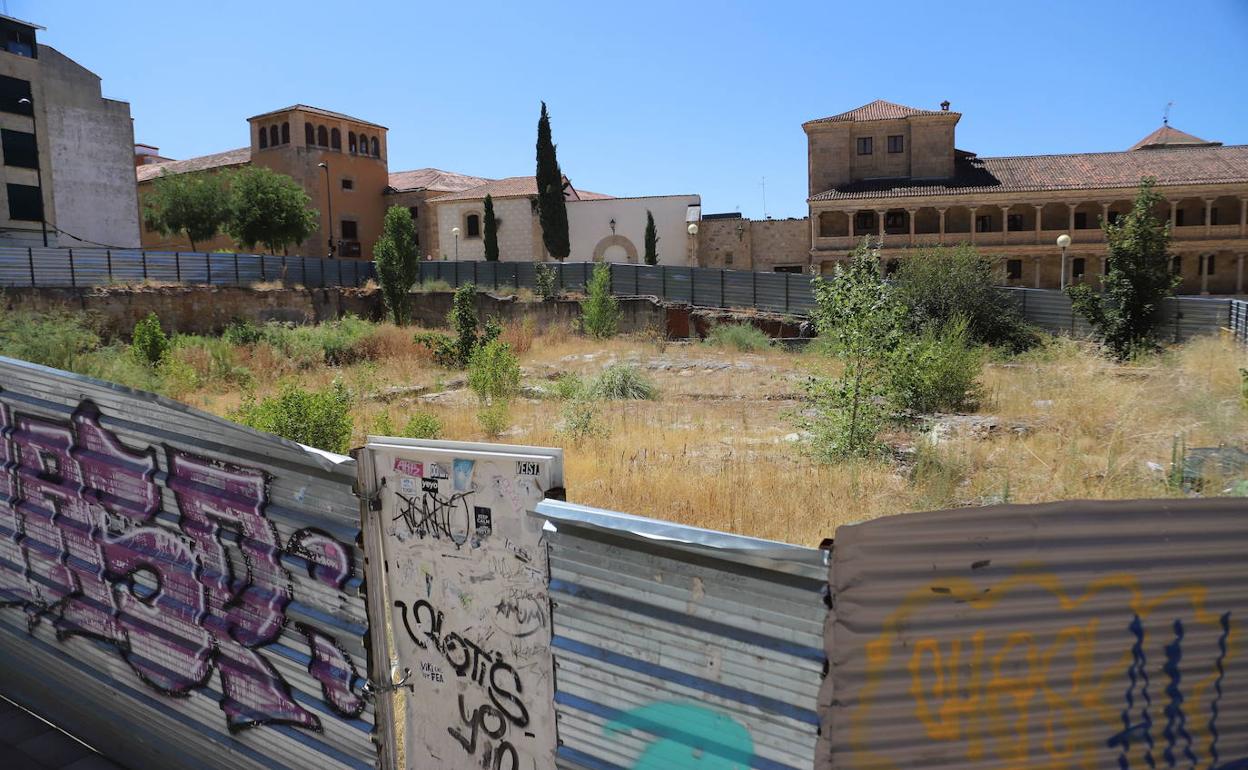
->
xmin=0 ymin=246 xmax=376 ymax=288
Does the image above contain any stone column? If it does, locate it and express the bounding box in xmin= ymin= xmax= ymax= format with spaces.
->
xmin=969 ymin=206 xmax=979 ymax=245
xmin=1241 ymin=198 xmax=1247 ymax=238
xmin=877 ymin=210 xmax=886 ymax=242
xmin=1238 ymin=253 xmax=1245 ymax=294
xmin=937 ymin=208 xmax=947 ymax=245
xmin=847 ymin=210 xmax=855 ymax=239
xmin=1170 ymin=200 xmax=1179 ymax=231
xmin=907 ymin=208 xmax=917 ymax=246
xmin=1067 ymin=203 xmax=1077 ymax=240
xmin=1205 ymin=199 xmax=1216 ymax=237
xmin=1101 ymin=202 xmax=1111 ymax=229
xmin=1033 ymin=204 xmax=1044 ymax=245
xmin=1033 ymin=255 xmax=1042 ymax=289
xmin=999 ymin=204 xmax=1009 ymax=244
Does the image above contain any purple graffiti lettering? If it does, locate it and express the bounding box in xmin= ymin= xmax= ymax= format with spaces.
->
xmin=287 ymin=528 xmax=354 ymax=589
xmin=298 ymin=622 xmax=365 ymax=718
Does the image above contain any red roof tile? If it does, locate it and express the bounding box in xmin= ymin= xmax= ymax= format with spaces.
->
xmin=430 ymin=176 xmax=610 ymax=202
xmin=804 ymin=99 xmax=957 ymax=126
xmin=135 ymin=147 xmax=250 ymax=183
xmin=1130 ymin=124 xmax=1220 ymax=151
xmin=387 ymin=168 xmax=493 ymax=193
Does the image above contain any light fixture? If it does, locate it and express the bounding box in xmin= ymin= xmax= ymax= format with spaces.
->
xmin=735 ymin=221 xmax=745 ymax=240
xmin=452 ymin=226 xmax=461 ymax=260
xmin=1056 ymin=233 xmax=1072 ymax=290
xmin=687 ymin=223 xmax=699 ymax=236
xmin=608 ymin=218 xmax=616 ymax=235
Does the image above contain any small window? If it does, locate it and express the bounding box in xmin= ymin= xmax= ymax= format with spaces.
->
xmin=316 ymin=125 xmax=328 ymax=147
xmin=1204 ymin=255 xmax=1216 ymax=275
xmin=1006 ymin=259 xmax=1022 ymax=280
xmin=268 ymin=125 xmax=279 ymax=147
xmin=281 ymin=122 xmax=290 ymax=144
xmin=348 ymin=132 xmax=357 ymax=153
xmin=0 ymin=75 xmax=33 ymax=116
xmin=854 ymin=211 xmax=875 ymax=232
xmin=465 ymin=214 xmax=481 ymax=238
xmin=1 ymin=129 xmax=37 ymax=168
xmin=1072 ymin=257 xmax=1086 ymax=278
xmin=884 ymin=211 xmax=904 ymax=229
xmin=370 ymin=136 xmax=380 ymax=157
xmin=1175 ymin=209 xmax=1185 ymax=227
xmin=341 ymin=220 xmax=358 ymax=240
xmin=357 ymin=133 xmax=367 ymax=153
xmin=305 ymin=123 xmax=315 ymax=146
xmin=341 ymin=178 xmax=353 ymax=191
xmin=724 ymin=251 xmax=733 ymax=265
xmin=7 ymin=183 xmax=42 ymax=221
xmin=331 ymin=128 xmax=342 ymax=150
xmin=976 ymin=214 xmax=993 ymax=232
xmin=856 ymin=137 xmax=873 ymax=155
xmin=1074 ymin=212 xmax=1088 ymax=229
xmin=258 ymin=128 xmax=268 ymax=149
xmin=887 ymin=135 xmax=903 ymax=153
xmin=408 ymin=206 xmax=418 ymax=220
xmin=1172 ymin=255 xmax=1183 ymax=274
xmin=774 ymin=265 xmax=804 ymax=274
xmin=1007 ymin=213 xmax=1024 ymax=231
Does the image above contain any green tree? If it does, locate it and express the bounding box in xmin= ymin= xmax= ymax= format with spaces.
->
xmin=581 ymin=262 xmax=620 ymax=338
xmin=643 ymin=210 xmax=659 ymax=266
xmin=535 ymin=101 xmax=570 ymax=260
xmin=226 ymin=166 xmax=318 ymax=254
xmin=373 ymin=205 xmax=420 ymax=324
xmin=142 ymin=171 xmax=230 ymax=251
xmin=801 ymin=239 xmax=906 ymax=459
xmin=1067 ymin=178 xmax=1179 ymax=359
xmin=483 ymin=194 xmax=499 ymax=262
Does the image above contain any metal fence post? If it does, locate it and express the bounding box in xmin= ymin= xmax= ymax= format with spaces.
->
xmin=691 ymin=267 xmax=697 ymax=307
xmin=752 ymin=270 xmax=757 ymax=307
xmin=69 ymin=248 xmax=76 ymax=288
xmin=234 ymin=253 xmax=240 ymax=285
xmin=661 ymin=266 xmax=667 ymax=300
xmin=206 ymin=253 xmax=212 ymax=285
xmin=141 ymin=250 xmax=148 ymax=281
xmin=175 ymin=252 xmax=181 ymax=283
xmin=27 ymin=247 xmax=34 ymax=286
xmin=106 ymin=249 xmax=113 ymax=282
xmin=337 ymin=259 xmax=343 ymax=286
xmin=785 ymin=274 xmax=790 ymax=314
xmin=720 ymin=269 xmax=726 ymax=308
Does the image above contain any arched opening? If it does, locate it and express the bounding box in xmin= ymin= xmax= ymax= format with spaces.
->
xmin=944 ymin=206 xmax=972 ymax=236
xmin=1172 ymin=197 xmax=1204 ymax=231
xmin=465 ymin=213 xmax=481 ymax=238
xmin=1039 ymin=202 xmax=1068 ymax=231
xmin=913 ymin=208 xmax=940 ymax=236
xmin=592 ymin=234 xmax=639 ymax=263
xmin=258 ymin=127 xmax=268 ymax=149
xmin=348 ymin=132 xmax=357 ymax=153
xmin=331 ymin=128 xmax=341 ymax=150
xmin=370 ymin=136 xmax=380 ymax=157
xmin=1211 ymin=196 xmax=1241 ymax=228
xmin=316 ymin=125 xmax=328 ymax=147
xmin=818 ymin=211 xmax=848 ymax=237
xmin=268 ymin=125 xmax=279 ymax=148
xmin=1072 ymin=202 xmax=1101 ymax=230
xmin=281 ymin=122 xmax=289 ymax=144
xmin=305 ymin=123 xmax=315 ymax=146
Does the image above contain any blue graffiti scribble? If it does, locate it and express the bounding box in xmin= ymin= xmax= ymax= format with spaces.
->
xmin=1109 ymin=615 xmax=1156 ymax=769
xmin=1162 ymin=619 xmax=1197 ymax=768
xmin=604 ymin=702 xmax=754 ymax=769
xmin=1210 ymin=612 xmax=1231 ymax=767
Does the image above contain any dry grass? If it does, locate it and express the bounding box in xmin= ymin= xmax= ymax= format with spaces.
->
xmin=172 ymin=321 xmax=1246 ymax=546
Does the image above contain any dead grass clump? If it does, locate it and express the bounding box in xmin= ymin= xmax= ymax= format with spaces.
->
xmin=499 ymin=318 xmax=536 ymax=355
xmin=353 ymin=324 xmax=433 ymax=362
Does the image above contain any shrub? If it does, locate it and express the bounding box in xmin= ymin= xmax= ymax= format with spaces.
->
xmin=535 ymin=263 xmax=558 ymax=300
xmin=374 ymin=205 xmax=421 ymax=324
xmin=892 ymin=244 xmax=1037 ymax=351
xmin=581 ymin=263 xmax=619 ymax=339
xmin=413 ymin=279 xmax=453 ymax=293
xmin=261 ymin=316 xmax=377 ymax=367
xmin=222 ymin=318 xmax=263 ymax=346
xmin=0 ymin=309 xmax=99 ymax=371
xmin=889 ymin=316 xmax=984 ymax=414
xmin=468 ymin=338 xmax=521 ymax=404
xmin=78 ymin=346 xmax=163 ymax=392
xmin=402 ymin=412 xmax=443 ymax=440
xmin=590 ymin=363 xmax=657 ymax=401
xmin=558 ymin=398 xmax=608 ymax=445
xmin=371 ymin=411 xmax=395 ymax=436
xmin=131 ymin=312 xmax=169 ymax=365
xmin=499 ymin=318 xmax=535 ymax=355
xmin=163 ymin=335 xmax=253 ymax=391
xmin=704 ymin=323 xmax=772 ymax=352
xmin=416 ymin=284 xmax=500 ymax=368
xmin=551 ymin=372 xmax=588 ymax=401
xmin=230 ymin=380 xmax=353 ymax=453
xmin=477 ymin=402 xmax=510 ymax=438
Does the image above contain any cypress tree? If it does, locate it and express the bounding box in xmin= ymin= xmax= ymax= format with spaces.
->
xmin=535 ymin=101 xmax=570 ymax=260
xmin=483 ymin=194 xmax=499 ymax=262
xmin=643 ymin=210 xmax=659 ymax=265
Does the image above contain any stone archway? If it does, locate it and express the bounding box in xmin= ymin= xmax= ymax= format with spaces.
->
xmin=591 ymin=234 xmax=639 ymax=263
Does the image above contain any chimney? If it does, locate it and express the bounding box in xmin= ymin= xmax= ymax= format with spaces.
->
xmin=940 ymin=100 xmax=950 ymax=112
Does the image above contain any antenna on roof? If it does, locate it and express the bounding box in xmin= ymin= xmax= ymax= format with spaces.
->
xmin=1163 ymin=101 xmax=1174 ymax=126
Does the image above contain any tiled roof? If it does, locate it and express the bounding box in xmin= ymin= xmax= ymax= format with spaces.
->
xmin=247 ymin=104 xmax=387 ymax=129
xmin=810 ymin=144 xmax=1248 ymax=201
xmin=574 ymin=190 xmax=614 ymax=200
xmin=804 ymin=99 xmax=957 ymax=126
xmin=1130 ymin=124 xmax=1220 ymax=151
xmin=135 ymin=147 xmax=250 ymax=182
xmin=430 ymin=176 xmax=610 ymax=202
xmin=386 ymin=168 xmax=494 ymax=193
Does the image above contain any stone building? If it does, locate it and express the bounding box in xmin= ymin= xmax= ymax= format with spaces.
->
xmin=0 ymin=14 xmax=139 ymax=249
xmin=695 ymin=214 xmax=810 ymax=272
xmin=805 ymin=99 xmax=1248 ymax=294
xmin=383 ymin=168 xmax=491 ymax=260
xmin=138 ymin=105 xmax=392 ymax=258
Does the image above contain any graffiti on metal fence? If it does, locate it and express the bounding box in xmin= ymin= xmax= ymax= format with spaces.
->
xmin=850 ymin=568 xmax=1243 ymax=769
xmin=604 ymin=701 xmax=755 ymax=769
xmin=0 ymin=396 xmax=364 ymax=731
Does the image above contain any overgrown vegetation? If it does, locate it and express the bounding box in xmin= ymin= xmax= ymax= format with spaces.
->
xmin=581 ymin=263 xmax=619 ymax=338
xmin=131 ymin=312 xmax=169 ymax=365
xmin=535 ymin=263 xmax=558 ymax=300
xmin=705 ymin=323 xmax=772 ymax=352
xmin=889 ymin=316 xmax=983 ymax=413
xmin=1067 ymin=178 xmax=1179 ymax=359
xmin=226 ymin=166 xmax=319 ymax=254
xmin=142 ymin=170 xmax=230 ymax=251
xmin=374 ymin=205 xmax=420 ymax=324
xmin=230 ymin=380 xmax=353 ymax=453
xmin=415 ymin=283 xmax=501 ymax=368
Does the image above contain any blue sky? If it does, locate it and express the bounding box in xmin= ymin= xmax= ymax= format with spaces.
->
xmin=16 ymin=0 xmax=1248 ymax=219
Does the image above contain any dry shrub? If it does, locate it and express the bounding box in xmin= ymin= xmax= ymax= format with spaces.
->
xmin=353 ymin=324 xmax=432 ymax=362
xmin=499 ymin=318 xmax=535 ymax=355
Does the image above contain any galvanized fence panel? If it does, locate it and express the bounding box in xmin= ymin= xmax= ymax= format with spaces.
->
xmin=787 ymin=274 xmax=817 ymax=315
xmin=535 ymin=501 xmax=827 ymax=770
xmin=723 ymin=269 xmax=757 ymax=309
xmin=1233 ymin=299 xmax=1248 ymax=347
xmin=0 ymin=357 xmax=375 ymax=770
xmin=691 ymin=268 xmax=724 ymax=308
xmin=1170 ymin=296 xmax=1231 ymax=342
xmin=827 ymin=498 xmax=1248 ymax=770
xmin=636 ymin=264 xmax=665 ymax=297
xmin=753 ymin=272 xmax=790 ymax=314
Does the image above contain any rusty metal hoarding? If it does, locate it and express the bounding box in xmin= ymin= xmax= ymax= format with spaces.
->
xmin=0 ymin=356 xmax=374 ymax=770
xmin=828 ymin=498 xmax=1248 ymax=770
xmin=535 ymin=500 xmax=828 ymax=770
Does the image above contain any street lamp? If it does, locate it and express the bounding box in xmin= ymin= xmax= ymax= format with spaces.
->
xmin=16 ymin=97 xmax=47 ymax=247
xmin=687 ymin=222 xmax=699 ymax=267
xmin=317 ymin=161 xmax=334 ymax=258
xmin=451 ymin=226 xmax=460 ymax=260
xmin=1056 ymin=233 xmax=1072 ymax=290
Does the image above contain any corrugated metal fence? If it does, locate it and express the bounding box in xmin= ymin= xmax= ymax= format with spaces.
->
xmin=1232 ymin=299 xmax=1248 ymax=347
xmin=0 ymin=357 xmax=375 ymax=770
xmin=0 ymin=246 xmax=375 ymax=288
xmin=419 ymin=261 xmax=1233 ymax=340
xmin=534 ymin=501 xmax=828 ymax=770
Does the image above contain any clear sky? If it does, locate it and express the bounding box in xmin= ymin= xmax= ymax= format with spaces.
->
xmin=15 ymin=0 xmax=1248 ymax=219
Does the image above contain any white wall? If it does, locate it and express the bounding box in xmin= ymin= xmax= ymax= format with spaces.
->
xmin=568 ymin=195 xmax=699 ymax=266
xmin=434 ymin=197 xmax=537 ymax=261
xmin=40 ymin=46 xmax=140 ymax=248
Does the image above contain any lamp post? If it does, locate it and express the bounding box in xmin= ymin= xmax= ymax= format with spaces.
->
xmin=16 ymin=97 xmax=47 ymax=247
xmin=452 ymin=226 xmax=460 ymax=260
xmin=687 ymin=222 xmax=699 ymax=267
xmin=1056 ymin=233 xmax=1072 ymax=290
xmin=317 ymin=161 xmax=334 ymax=258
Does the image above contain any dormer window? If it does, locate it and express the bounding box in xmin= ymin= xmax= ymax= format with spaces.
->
xmin=857 ymin=137 xmax=873 ymax=155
